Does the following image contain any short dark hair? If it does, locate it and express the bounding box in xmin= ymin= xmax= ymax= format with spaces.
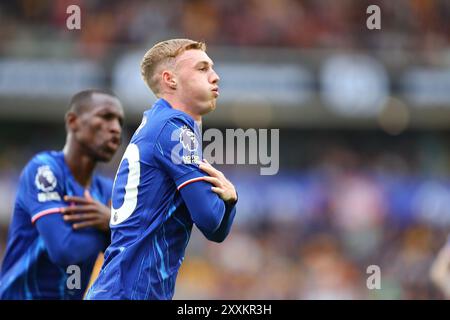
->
xmin=67 ymin=89 xmax=118 ymax=114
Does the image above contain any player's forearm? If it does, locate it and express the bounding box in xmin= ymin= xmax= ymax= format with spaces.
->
xmin=36 ymin=214 xmax=107 ymax=266
xmin=203 ymin=200 xmax=237 ymax=243
xmin=180 ymin=180 xmax=237 ymax=240
xmin=56 ymin=232 xmax=106 ymax=265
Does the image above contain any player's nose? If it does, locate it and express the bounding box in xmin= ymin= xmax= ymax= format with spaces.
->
xmin=109 ymin=118 xmax=122 ymax=135
xmin=210 ymin=69 xmax=220 ymax=84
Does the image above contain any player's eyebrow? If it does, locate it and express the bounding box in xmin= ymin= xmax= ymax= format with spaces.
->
xmin=95 ymin=106 xmax=125 ymax=126
xmin=195 ymin=61 xmax=214 ymax=68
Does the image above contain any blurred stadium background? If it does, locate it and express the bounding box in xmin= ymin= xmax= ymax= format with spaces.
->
xmin=1 ymin=0 xmax=450 ymax=299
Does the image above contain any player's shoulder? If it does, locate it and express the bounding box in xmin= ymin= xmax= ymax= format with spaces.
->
xmin=17 ymin=151 xmax=64 ymax=195
xmin=138 ymin=99 xmax=197 ymax=143
xmin=150 ymin=99 xmax=195 ymax=130
xmin=24 ymin=150 xmax=64 ymax=176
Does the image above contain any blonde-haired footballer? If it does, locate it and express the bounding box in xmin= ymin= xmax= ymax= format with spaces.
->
xmin=86 ymin=39 xmax=238 ymax=300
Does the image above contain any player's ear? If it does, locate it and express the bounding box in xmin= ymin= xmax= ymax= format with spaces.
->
xmin=65 ymin=111 xmax=79 ymax=132
xmin=162 ymin=70 xmax=177 ymax=90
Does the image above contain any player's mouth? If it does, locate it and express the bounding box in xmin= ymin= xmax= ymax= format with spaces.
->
xmin=212 ymin=87 xmax=219 ymax=97
xmin=105 ymin=137 xmax=120 ymax=151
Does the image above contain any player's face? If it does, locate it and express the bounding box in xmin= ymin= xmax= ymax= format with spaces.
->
xmin=173 ymin=49 xmax=220 ymax=116
xmin=75 ymin=93 xmax=124 ymax=162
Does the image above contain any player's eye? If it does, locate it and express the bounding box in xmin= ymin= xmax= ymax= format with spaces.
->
xmin=101 ymin=113 xmax=124 ymax=127
xmin=102 ymin=114 xmax=116 ymax=122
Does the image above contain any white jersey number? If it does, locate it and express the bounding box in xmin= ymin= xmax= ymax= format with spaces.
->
xmin=110 ymin=143 xmax=140 ymax=225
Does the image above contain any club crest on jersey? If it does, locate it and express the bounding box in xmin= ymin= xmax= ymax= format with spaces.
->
xmin=179 ymin=126 xmax=199 ymax=152
xmin=35 ymin=165 xmax=57 ymax=192
xmin=178 ymin=126 xmax=200 ymax=165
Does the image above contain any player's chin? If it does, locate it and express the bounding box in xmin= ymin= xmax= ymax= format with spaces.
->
xmin=197 ymin=99 xmax=217 ymax=116
xmin=95 ymin=147 xmax=116 ymax=162
xmin=206 ymin=99 xmax=217 ymax=112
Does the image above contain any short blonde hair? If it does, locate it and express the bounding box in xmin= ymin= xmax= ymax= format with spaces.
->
xmin=141 ymin=39 xmax=206 ymax=96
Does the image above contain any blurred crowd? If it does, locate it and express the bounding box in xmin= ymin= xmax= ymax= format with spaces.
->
xmin=176 ymin=222 xmax=446 ymax=299
xmin=0 ymin=0 xmax=448 ymax=59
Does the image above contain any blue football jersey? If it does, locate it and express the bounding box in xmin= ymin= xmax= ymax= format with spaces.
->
xmin=0 ymin=151 xmax=112 ymax=299
xmin=86 ymin=98 xmax=222 ymax=300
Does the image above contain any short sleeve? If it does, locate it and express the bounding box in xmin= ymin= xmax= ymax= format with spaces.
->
xmin=154 ymin=117 xmax=207 ymax=190
xmin=17 ymin=156 xmax=67 ymax=224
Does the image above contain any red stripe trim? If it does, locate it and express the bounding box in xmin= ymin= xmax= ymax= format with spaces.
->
xmin=177 ymin=177 xmax=206 ymax=190
xmin=31 ymin=207 xmax=63 ymax=224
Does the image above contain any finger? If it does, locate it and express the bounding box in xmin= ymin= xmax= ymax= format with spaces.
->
xmin=73 ymin=220 xmax=101 ymax=230
xmin=211 ymin=186 xmax=224 ymax=194
xmin=84 ymin=189 xmax=94 ymax=201
xmin=64 ymin=213 xmax=99 ymax=222
xmin=199 ymin=162 xmax=221 ymax=177
xmin=64 ymin=195 xmax=92 ymax=204
xmin=201 ymin=159 xmax=215 ymax=168
xmin=61 ymin=205 xmax=96 ymax=214
xmin=201 ymin=160 xmax=226 ymax=178
xmin=202 ymin=176 xmax=223 ymax=187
